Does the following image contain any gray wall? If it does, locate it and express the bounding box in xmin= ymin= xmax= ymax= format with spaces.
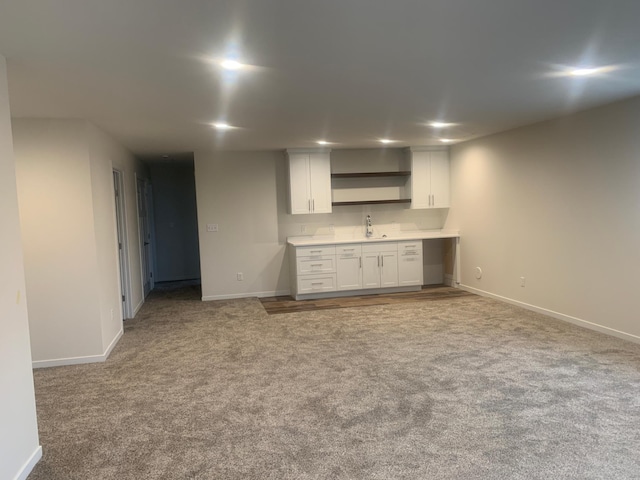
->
xmin=149 ymin=160 xmax=201 ymax=282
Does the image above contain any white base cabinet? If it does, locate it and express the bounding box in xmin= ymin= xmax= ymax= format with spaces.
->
xmin=398 ymin=241 xmax=423 ymax=286
xmin=290 ymin=240 xmax=421 ymax=300
xmin=336 ymin=245 xmax=363 ymax=291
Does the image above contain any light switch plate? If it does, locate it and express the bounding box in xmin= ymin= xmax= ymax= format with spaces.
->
xmin=207 ymin=224 xmax=218 ymax=232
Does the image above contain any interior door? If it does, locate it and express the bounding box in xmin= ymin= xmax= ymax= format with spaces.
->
xmin=137 ymin=177 xmax=152 ymax=297
xmin=113 ymin=170 xmax=130 ymax=318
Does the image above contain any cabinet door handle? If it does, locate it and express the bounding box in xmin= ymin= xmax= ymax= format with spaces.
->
xmin=312 ymin=198 xmax=315 ymax=212
xmin=381 ymin=255 xmax=384 ymax=267
xmin=377 ymin=255 xmax=380 ymax=267
xmin=359 ymin=257 xmax=362 ymax=268
xmin=308 ymin=199 xmax=311 ymax=212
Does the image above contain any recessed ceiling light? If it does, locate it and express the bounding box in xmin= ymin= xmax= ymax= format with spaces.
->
xmin=439 ymin=138 xmax=455 ymax=143
xmin=211 ymin=122 xmax=235 ymax=130
xmin=379 ymin=139 xmax=396 ymax=144
xmin=316 ymin=140 xmax=332 ymax=145
xmin=559 ymin=65 xmax=618 ymax=77
xmin=220 ymin=59 xmax=245 ymax=70
xmin=429 ymin=122 xmax=456 ymax=128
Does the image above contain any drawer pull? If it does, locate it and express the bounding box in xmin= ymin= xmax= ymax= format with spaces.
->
xmin=311 ymin=264 xmax=323 ymax=267
xmin=311 ymin=282 xmax=323 ymax=286
xmin=404 ymin=244 xmax=417 ymax=248
xmin=343 ymin=248 xmax=355 ymax=251
xmin=310 ymin=250 xmax=322 ymax=253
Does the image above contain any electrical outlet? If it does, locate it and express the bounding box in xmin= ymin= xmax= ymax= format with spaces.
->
xmin=237 ymin=272 xmax=244 ymax=281
xmin=301 ymin=224 xmax=307 ymax=233
xmin=207 ymin=224 xmax=218 ymax=232
xmin=520 ymin=276 xmax=526 ymax=287
xmin=329 ymin=224 xmax=335 ymax=233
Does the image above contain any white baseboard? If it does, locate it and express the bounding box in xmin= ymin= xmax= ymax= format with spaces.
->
xmin=132 ymin=298 xmax=144 ymax=317
xmin=14 ymin=445 xmax=42 ymax=480
xmin=460 ymin=284 xmax=640 ymax=345
xmin=32 ymin=328 xmax=124 ymax=369
xmin=202 ymin=289 xmax=291 ymax=301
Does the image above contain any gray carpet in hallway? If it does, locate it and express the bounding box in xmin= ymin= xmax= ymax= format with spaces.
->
xmin=28 ymin=288 xmax=640 ymax=479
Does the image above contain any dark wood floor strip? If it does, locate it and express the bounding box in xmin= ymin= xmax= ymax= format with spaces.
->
xmin=260 ymin=285 xmax=474 ymax=315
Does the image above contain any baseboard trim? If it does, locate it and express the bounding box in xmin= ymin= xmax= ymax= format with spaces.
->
xmin=103 ymin=327 xmax=123 ymax=358
xmin=460 ymin=284 xmax=640 ymax=345
xmin=13 ymin=445 xmax=42 ymax=480
xmin=202 ymin=289 xmax=291 ymax=301
xmin=132 ymin=298 xmax=144 ymax=317
xmin=32 ymin=328 xmax=124 ymax=369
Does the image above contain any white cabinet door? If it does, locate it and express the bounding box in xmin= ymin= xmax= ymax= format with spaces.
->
xmin=410 ymin=152 xmax=430 ymax=209
xmin=288 ymin=154 xmax=311 ymax=214
xmin=362 ymin=252 xmax=381 ymax=289
xmin=287 ymin=150 xmax=332 ymax=215
xmin=408 ymin=149 xmax=450 ymax=210
xmin=337 ymin=254 xmax=362 ymax=290
xmin=398 ymin=253 xmax=422 ymax=286
xmin=430 ymin=151 xmax=450 ymax=208
xmin=380 ymin=252 xmax=398 ymax=287
xmin=308 ymin=153 xmax=332 ymax=213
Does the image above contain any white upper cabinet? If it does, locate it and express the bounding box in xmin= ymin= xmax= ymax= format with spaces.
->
xmin=287 ymin=149 xmax=332 ymax=214
xmin=407 ymin=147 xmax=450 ymax=209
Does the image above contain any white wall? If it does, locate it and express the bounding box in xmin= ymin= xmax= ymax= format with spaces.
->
xmin=14 ymin=119 xmax=104 ymax=361
xmin=0 ymin=55 xmax=41 ymax=480
xmin=88 ymin=125 xmax=147 ymax=317
xmin=195 ymin=151 xmax=289 ymax=299
xmin=13 ymin=119 xmax=143 ymax=365
xmin=445 ymin=95 xmax=640 ymax=341
xmin=195 ymin=149 xmax=447 ymax=300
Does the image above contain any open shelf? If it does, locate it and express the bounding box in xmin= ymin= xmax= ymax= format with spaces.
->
xmin=332 ymin=199 xmax=411 ymax=206
xmin=331 ymin=171 xmax=411 ymax=179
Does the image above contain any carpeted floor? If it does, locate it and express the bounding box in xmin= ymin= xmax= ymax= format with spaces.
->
xmin=28 ymin=288 xmax=640 ymax=479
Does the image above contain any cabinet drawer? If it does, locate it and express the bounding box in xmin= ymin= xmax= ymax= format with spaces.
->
xmin=398 ymin=241 xmax=422 ymax=254
xmin=296 ymin=245 xmax=336 ymax=257
xmin=362 ymin=242 xmax=398 ymax=253
xmin=298 ymin=273 xmax=337 ymax=293
xmin=336 ymin=244 xmax=362 ymax=256
xmin=297 ymin=256 xmax=336 ymax=275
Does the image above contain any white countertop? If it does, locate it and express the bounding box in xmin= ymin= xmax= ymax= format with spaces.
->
xmin=287 ymin=230 xmax=460 ymax=246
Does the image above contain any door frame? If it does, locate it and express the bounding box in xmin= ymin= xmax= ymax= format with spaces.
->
xmin=135 ymin=174 xmax=155 ymax=297
xmin=113 ymin=169 xmax=133 ymax=319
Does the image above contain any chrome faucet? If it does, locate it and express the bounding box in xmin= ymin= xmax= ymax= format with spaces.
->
xmin=366 ymin=215 xmax=373 ymax=237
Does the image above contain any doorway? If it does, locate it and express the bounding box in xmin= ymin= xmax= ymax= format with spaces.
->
xmin=136 ymin=176 xmax=154 ymax=297
xmin=113 ymin=170 xmax=132 ymax=318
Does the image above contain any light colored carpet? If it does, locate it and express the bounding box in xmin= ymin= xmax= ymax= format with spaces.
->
xmin=28 ymin=287 xmax=640 ymax=479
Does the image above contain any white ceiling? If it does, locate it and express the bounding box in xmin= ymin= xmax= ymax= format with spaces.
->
xmin=1 ymin=0 xmax=640 ymax=155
